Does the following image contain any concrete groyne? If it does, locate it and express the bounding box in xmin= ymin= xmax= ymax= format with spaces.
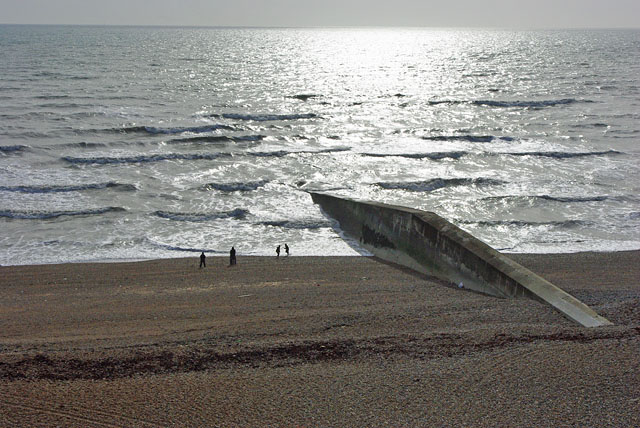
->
xmin=310 ymin=192 xmax=612 ymax=328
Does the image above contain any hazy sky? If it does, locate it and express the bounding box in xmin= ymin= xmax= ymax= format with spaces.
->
xmin=1 ymin=0 xmax=639 ymax=28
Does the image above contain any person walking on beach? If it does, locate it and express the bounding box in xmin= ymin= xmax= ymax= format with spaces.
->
xmin=199 ymin=251 xmax=206 ymax=268
xmin=230 ymin=246 xmax=236 ymax=266
xmin=284 ymin=243 xmax=289 ymax=256
xmin=276 ymin=245 xmax=281 ymax=258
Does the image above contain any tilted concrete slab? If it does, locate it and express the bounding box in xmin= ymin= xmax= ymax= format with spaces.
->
xmin=310 ymin=192 xmax=612 ymax=328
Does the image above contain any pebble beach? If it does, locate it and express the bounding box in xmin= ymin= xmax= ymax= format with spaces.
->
xmin=0 ymin=251 xmax=638 ymax=427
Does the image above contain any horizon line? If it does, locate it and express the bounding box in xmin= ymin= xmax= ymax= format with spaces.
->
xmin=1 ymin=23 xmax=639 ymax=31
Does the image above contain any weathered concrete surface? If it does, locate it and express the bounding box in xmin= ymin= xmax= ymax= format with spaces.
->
xmin=310 ymin=192 xmax=612 ymax=328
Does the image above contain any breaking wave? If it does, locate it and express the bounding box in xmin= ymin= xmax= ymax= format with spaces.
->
xmin=377 ymin=177 xmax=506 ymax=192
xmin=0 ymin=207 xmax=126 ymax=220
xmin=153 ymin=208 xmax=249 ymax=222
xmin=0 ymin=182 xmax=137 ymax=194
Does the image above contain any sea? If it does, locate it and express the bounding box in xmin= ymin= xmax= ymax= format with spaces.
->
xmin=1 ymin=25 xmax=639 ymax=265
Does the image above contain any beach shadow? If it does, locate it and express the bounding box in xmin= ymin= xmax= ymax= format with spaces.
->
xmin=370 ymin=256 xmax=494 ymax=296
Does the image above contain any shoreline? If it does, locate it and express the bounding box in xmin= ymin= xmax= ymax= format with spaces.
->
xmin=1 ymin=248 xmax=639 ymax=268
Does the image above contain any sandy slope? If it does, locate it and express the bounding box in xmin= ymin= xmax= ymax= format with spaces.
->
xmin=0 ymin=252 xmax=638 ymax=427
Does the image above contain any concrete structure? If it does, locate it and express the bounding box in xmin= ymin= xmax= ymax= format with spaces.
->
xmin=310 ymin=192 xmax=612 ymax=328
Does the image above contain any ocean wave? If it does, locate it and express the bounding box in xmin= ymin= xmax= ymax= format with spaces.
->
xmin=12 ymin=131 xmax=54 ymax=139
xmin=480 ymin=195 xmax=610 ymax=204
xmin=258 ymin=219 xmax=332 ymax=229
xmin=363 ymin=151 xmax=467 ymax=160
xmin=214 ymin=113 xmax=318 ymax=122
xmin=0 ymin=113 xmax=26 ymax=120
xmin=106 ymin=124 xmax=234 ymax=135
xmin=143 ymin=124 xmax=236 ymax=134
xmin=248 ymin=150 xmax=291 ymax=158
xmin=63 ymin=142 xmax=109 ymax=148
xmin=35 ymin=102 xmax=97 ymax=109
xmin=0 ymin=145 xmax=28 ymax=154
xmin=496 ymin=150 xmax=621 ymax=159
xmin=473 ymin=99 xmax=587 ymax=108
xmin=202 ymin=181 xmax=268 ymax=192
xmin=0 ymin=207 xmax=126 ymax=220
xmin=570 ymin=123 xmax=609 ymax=129
xmin=377 ymin=177 xmax=506 ymax=192
xmin=153 ymin=208 xmax=249 ymax=222
xmin=422 ymin=135 xmax=495 ymax=143
xmin=33 ymin=95 xmax=71 ymax=100
xmin=426 ymin=100 xmax=465 ymax=106
xmin=457 ymin=219 xmax=591 ymax=228
xmin=539 ymin=195 xmax=609 ymax=203
xmin=0 ymin=182 xmax=137 ymax=194
xmin=288 ymin=94 xmax=320 ymax=101
xmin=428 ymin=98 xmax=589 ymax=108
xmin=314 ymin=147 xmax=351 ymax=154
xmin=66 ymin=111 xmax=140 ymax=120
xmin=248 ymin=147 xmax=350 ymax=158
xmin=169 ymin=135 xmax=265 ymax=144
xmin=147 ymin=240 xmax=224 ymax=254
xmin=62 ymin=153 xmax=232 ymax=165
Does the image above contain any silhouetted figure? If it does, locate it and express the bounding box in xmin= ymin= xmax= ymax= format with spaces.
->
xmin=230 ymin=246 xmax=236 ymax=265
xmin=284 ymin=243 xmax=289 ymax=256
xmin=276 ymin=245 xmax=281 ymax=258
xmin=199 ymin=252 xmax=206 ymax=268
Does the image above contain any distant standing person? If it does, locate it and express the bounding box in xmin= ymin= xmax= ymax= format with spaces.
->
xmin=199 ymin=251 xmax=206 ymax=268
xmin=276 ymin=245 xmax=281 ymax=258
xmin=230 ymin=246 xmax=236 ymax=266
xmin=284 ymin=243 xmax=289 ymax=256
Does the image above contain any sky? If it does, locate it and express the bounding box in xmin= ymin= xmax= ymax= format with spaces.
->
xmin=0 ymin=0 xmax=639 ymax=29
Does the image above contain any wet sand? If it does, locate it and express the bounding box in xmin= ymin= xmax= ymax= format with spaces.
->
xmin=1 ymin=252 xmax=638 ymax=427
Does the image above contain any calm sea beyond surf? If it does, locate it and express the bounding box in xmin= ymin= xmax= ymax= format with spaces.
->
xmin=0 ymin=25 xmax=638 ymax=265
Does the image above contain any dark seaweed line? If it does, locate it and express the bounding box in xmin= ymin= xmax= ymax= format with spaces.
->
xmin=1 ymin=328 xmax=636 ymax=380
